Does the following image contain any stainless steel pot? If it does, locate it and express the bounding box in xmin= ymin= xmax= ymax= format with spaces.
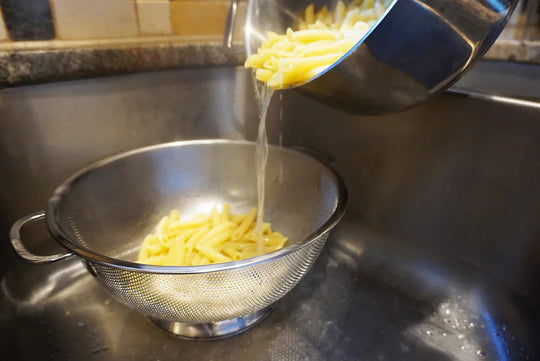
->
xmin=228 ymin=0 xmax=519 ymax=114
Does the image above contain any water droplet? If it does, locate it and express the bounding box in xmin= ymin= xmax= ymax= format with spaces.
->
xmin=460 ymin=345 xmax=467 ymax=350
xmin=502 ymin=325 xmax=507 ymax=331
xmin=477 ymin=350 xmax=486 ymax=357
xmin=469 ymin=322 xmax=475 ymax=328
xmin=444 ymin=318 xmax=452 ymax=324
xmin=458 ymin=334 xmax=465 ymax=339
xmin=64 ymin=311 xmax=71 ymax=316
xmin=426 ymin=330 xmax=433 ymax=336
xmin=104 ymin=300 xmax=111 ymax=306
xmin=442 ymin=332 xmax=447 ymax=337
xmin=398 ymin=342 xmax=410 ymax=353
xmin=445 ymin=309 xmax=451 ymax=315
xmin=77 ymin=322 xmax=85 ymax=327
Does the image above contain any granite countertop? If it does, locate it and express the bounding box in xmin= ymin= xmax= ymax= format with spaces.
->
xmin=0 ymin=36 xmax=538 ymax=88
xmin=0 ymin=37 xmax=245 ymax=87
xmin=484 ymin=39 xmax=540 ymax=64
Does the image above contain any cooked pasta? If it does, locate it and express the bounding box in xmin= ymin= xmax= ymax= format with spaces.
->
xmin=136 ymin=204 xmax=288 ymax=266
xmin=244 ymin=0 xmax=390 ymax=89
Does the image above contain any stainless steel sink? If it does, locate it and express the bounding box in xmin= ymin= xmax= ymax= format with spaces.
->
xmin=0 ymin=63 xmax=538 ymax=361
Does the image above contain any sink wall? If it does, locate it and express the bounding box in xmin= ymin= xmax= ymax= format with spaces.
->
xmin=0 ymin=64 xmax=538 ymax=312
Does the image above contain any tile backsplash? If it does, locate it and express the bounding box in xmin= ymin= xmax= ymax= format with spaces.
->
xmin=170 ymin=0 xmax=230 ymax=37
xmin=0 ymin=0 xmax=537 ymax=44
xmin=0 ymin=0 xmax=241 ymax=42
xmin=136 ymin=1 xmax=173 ymax=36
xmin=52 ymin=0 xmax=138 ymax=40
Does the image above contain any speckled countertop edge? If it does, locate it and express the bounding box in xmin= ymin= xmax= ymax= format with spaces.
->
xmin=0 ymin=38 xmax=538 ymax=88
xmin=484 ymin=39 xmax=540 ymax=63
xmin=0 ymin=40 xmax=246 ymax=87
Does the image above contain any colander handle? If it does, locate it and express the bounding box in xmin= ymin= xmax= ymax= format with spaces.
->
xmin=10 ymin=211 xmax=74 ymax=264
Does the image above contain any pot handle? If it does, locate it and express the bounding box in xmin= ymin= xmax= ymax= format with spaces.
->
xmin=224 ymin=0 xmax=239 ymax=48
xmin=10 ymin=211 xmax=74 ymax=264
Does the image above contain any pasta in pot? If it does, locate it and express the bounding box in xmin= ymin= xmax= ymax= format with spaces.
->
xmin=244 ymin=0 xmax=390 ymax=89
xmin=137 ymin=204 xmax=288 ymax=266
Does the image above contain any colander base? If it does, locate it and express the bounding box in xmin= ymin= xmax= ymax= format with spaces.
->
xmin=148 ymin=304 xmax=274 ymax=339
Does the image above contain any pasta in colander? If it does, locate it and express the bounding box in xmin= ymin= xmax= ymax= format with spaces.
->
xmin=137 ymin=203 xmax=288 ymax=266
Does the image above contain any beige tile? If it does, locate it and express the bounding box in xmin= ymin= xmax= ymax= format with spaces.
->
xmin=52 ymin=0 xmax=138 ymax=40
xmin=136 ymin=0 xmax=172 ymax=35
xmin=0 ymin=12 xmax=7 ymax=40
xmin=170 ymin=1 xmax=229 ymax=36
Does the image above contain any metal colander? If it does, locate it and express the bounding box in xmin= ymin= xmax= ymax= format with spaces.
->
xmin=11 ymin=140 xmax=347 ymax=337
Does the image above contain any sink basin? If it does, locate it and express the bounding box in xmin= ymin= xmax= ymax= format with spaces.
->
xmin=0 ymin=62 xmax=538 ymax=360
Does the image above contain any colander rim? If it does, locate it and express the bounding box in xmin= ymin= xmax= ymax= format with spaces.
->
xmin=46 ymin=139 xmax=348 ymax=274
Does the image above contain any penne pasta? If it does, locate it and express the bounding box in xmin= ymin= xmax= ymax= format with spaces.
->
xmin=191 ymin=253 xmax=203 ymax=266
xmin=137 ymin=204 xmax=288 ymax=266
xmin=256 ymin=69 xmax=275 ymax=82
xmin=169 ymin=209 xmax=180 ymax=222
xmin=217 ymin=241 xmax=249 ymax=251
xmin=244 ymin=0 xmax=388 ymax=89
xmin=305 ymin=4 xmax=315 ymax=25
xmin=185 ymin=224 xmax=211 ymax=252
xmin=199 ymin=257 xmax=211 ymax=265
xmin=211 ymin=206 xmax=220 ymax=226
xmin=197 ymin=246 xmax=232 ymax=264
xmin=231 ymin=214 xmax=245 ymax=225
xmin=201 ymin=229 xmax=234 ymax=249
xmin=231 ymin=208 xmax=257 ymax=241
xmin=169 ymin=219 xmax=208 ymax=231
xmin=198 ymin=221 xmax=235 ymax=245
xmin=220 ymin=203 xmax=230 ymax=223
xmin=222 ymin=246 xmax=243 ymax=260
xmin=334 ymin=1 xmax=346 ymax=24
xmin=291 ymin=29 xmax=337 ymax=42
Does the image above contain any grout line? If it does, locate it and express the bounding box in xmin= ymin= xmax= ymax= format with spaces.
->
xmin=133 ymin=0 xmax=142 ymax=37
xmin=47 ymin=0 xmax=59 ymax=40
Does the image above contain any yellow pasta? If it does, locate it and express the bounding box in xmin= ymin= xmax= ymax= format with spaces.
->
xmin=211 ymin=206 xmax=220 ymax=226
xmin=136 ymin=204 xmax=288 ymax=266
xmin=231 ymin=208 xmax=257 ymax=241
xmin=220 ymin=203 xmax=230 ymax=222
xmin=245 ymin=0 xmax=387 ymax=89
xmin=222 ymin=246 xmax=243 ymax=260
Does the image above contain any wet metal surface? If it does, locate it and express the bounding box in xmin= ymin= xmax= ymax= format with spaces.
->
xmin=1 ymin=211 xmax=537 ymax=360
xmin=0 ymin=64 xmax=538 ymax=360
